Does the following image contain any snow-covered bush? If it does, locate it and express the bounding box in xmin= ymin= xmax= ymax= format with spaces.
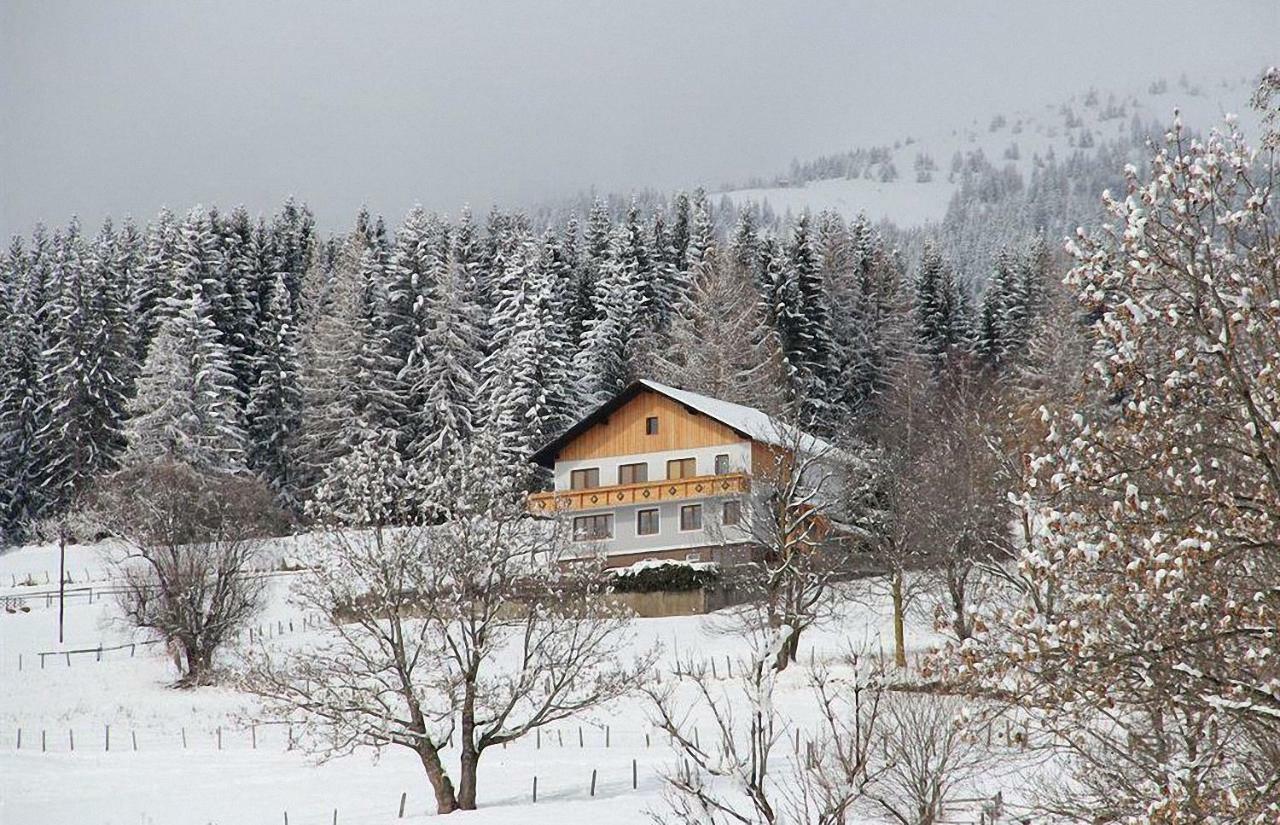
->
xmin=610 ymin=559 xmax=720 ymax=593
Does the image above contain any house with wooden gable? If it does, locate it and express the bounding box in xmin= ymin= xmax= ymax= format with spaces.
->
xmin=528 ymin=379 xmax=839 ymax=568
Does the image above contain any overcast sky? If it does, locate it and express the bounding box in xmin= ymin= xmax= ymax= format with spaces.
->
xmin=2 ymin=0 xmax=1276 ymax=238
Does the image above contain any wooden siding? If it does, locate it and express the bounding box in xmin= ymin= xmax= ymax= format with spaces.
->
xmin=751 ymin=441 xmax=787 ymax=479
xmin=557 ymin=389 xmax=745 ymax=461
xmin=529 ymin=472 xmax=749 ymax=514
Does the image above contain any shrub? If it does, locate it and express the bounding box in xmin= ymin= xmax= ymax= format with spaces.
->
xmin=611 ymin=561 xmax=720 ymax=593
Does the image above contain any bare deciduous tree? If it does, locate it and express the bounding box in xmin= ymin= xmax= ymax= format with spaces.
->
xmin=243 ymin=434 xmax=650 ymax=814
xmin=730 ymin=420 xmax=881 ymax=670
xmin=91 ymin=461 xmax=283 ymax=686
xmin=866 ymin=694 xmax=983 ymax=825
xmin=647 ymin=630 xmax=886 ymax=825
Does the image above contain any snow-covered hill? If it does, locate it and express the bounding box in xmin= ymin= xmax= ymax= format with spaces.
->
xmin=718 ymin=73 xmax=1264 ymax=227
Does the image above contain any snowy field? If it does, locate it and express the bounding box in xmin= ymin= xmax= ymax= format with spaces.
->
xmin=0 ymin=539 xmax=1042 ymax=824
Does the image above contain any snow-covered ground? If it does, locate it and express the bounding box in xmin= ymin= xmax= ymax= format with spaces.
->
xmin=0 ymin=538 xmax=1040 ymax=824
xmin=718 ymin=73 xmax=1264 ymax=226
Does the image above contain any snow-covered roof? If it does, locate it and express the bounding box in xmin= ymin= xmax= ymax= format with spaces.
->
xmin=529 ymin=379 xmax=834 ymax=467
xmin=635 ymin=380 xmax=835 ymax=454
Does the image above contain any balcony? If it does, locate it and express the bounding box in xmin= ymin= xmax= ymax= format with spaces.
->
xmin=528 ymin=472 xmax=749 ymax=514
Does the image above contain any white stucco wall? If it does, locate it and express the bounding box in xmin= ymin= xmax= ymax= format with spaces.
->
xmin=552 ymin=441 xmax=753 ymax=491
xmin=565 ymin=498 xmax=754 ymax=557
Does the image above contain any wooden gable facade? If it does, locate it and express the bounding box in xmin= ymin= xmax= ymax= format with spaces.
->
xmin=555 ymin=388 xmax=745 ymax=462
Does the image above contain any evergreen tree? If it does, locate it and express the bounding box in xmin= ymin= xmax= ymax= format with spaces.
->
xmin=133 ymin=208 xmax=177 ymax=364
xmin=669 ymin=191 xmax=692 ymax=276
xmin=685 ymin=189 xmax=716 ymax=282
xmin=913 ymin=243 xmax=968 ymax=363
xmin=729 ymin=207 xmax=761 ymax=282
xmin=38 ymin=220 xmax=129 ymax=511
xmin=405 ymin=243 xmax=484 ymax=471
xmin=245 ymin=272 xmax=303 ymax=508
xmin=124 ymin=283 xmax=245 ymax=473
xmin=575 ymin=225 xmax=645 ymax=405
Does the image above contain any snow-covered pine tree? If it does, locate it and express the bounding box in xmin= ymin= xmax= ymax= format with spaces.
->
xmin=38 ymin=220 xmax=130 ymax=512
xmin=123 ymin=281 xmax=246 ymax=474
xmin=974 ymin=247 xmax=1018 ymax=366
xmin=131 ymin=208 xmax=177 ymax=364
xmin=575 ymin=223 xmax=646 ymax=406
xmin=268 ymin=197 xmax=316 ymax=315
xmin=0 ymin=227 xmax=55 ymax=533
xmin=669 ymin=191 xmax=692 ymax=277
xmin=756 ymin=236 xmax=807 ymax=412
xmin=613 ymin=202 xmax=658 ymax=328
xmin=404 ymin=241 xmax=484 ymax=476
xmin=781 ymin=213 xmax=841 ymax=427
xmin=532 ymin=230 xmax=582 ymax=440
xmin=482 ymin=239 xmax=574 ymax=488
xmin=685 ymin=189 xmax=716 ymax=283
xmin=221 ymin=206 xmax=266 ymax=402
xmin=295 ymin=226 xmax=386 ymax=501
xmin=647 ymin=209 xmax=684 ymax=330
xmin=913 ymin=242 xmax=968 ymax=363
xmin=245 ymin=271 xmax=303 ymax=509
xmin=830 ymin=214 xmax=906 ymax=416
xmin=729 ymin=207 xmax=761 ymax=283
xmin=0 ymin=238 xmax=31 ymax=541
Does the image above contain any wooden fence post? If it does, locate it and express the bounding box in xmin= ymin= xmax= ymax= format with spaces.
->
xmin=532 ymin=776 xmax=538 ymax=803
xmin=590 ymin=768 xmax=597 ymax=797
xmin=132 ymin=730 xmax=138 ymax=751
xmin=632 ymin=758 xmax=638 ymax=789
xmin=398 ymin=791 xmax=406 ymax=818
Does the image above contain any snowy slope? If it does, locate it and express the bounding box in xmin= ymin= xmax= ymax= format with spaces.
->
xmin=718 ymin=73 xmax=1264 ymax=227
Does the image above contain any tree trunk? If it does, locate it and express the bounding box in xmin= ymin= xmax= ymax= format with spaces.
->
xmin=457 ymin=746 xmax=480 ymax=810
xmin=457 ymin=681 xmax=480 ymax=810
xmin=417 ymin=744 xmax=458 ymax=814
xmin=892 ymin=569 xmax=907 ymax=668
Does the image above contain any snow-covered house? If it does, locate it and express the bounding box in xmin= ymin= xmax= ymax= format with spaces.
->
xmin=528 ymin=379 xmax=837 ymax=567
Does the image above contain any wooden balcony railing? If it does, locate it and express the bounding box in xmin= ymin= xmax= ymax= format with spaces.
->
xmin=528 ymin=472 xmax=749 ymax=514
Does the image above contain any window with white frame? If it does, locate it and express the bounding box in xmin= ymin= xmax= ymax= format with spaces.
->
xmin=679 ymin=503 xmax=703 ymax=531
xmin=572 ymin=513 xmax=613 ymax=541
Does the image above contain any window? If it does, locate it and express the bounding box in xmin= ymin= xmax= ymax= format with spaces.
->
xmin=636 ymin=508 xmax=659 ymax=536
xmin=570 ymin=468 xmax=600 ymax=490
xmin=714 ymin=453 xmax=731 ymax=475
xmin=722 ymin=500 xmax=742 ymax=526
xmin=680 ymin=504 xmax=703 ymax=531
xmin=573 ymin=514 xmax=614 ymax=541
xmin=645 ymin=416 xmax=659 ymax=435
xmin=667 ymin=457 xmax=697 ymax=479
xmin=618 ymin=462 xmax=648 ymax=485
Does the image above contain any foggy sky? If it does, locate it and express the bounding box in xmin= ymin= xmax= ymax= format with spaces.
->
xmin=2 ymin=0 xmax=1276 ymax=238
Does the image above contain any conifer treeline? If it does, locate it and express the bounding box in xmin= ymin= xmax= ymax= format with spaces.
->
xmin=0 ymin=192 xmax=1050 ymax=543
